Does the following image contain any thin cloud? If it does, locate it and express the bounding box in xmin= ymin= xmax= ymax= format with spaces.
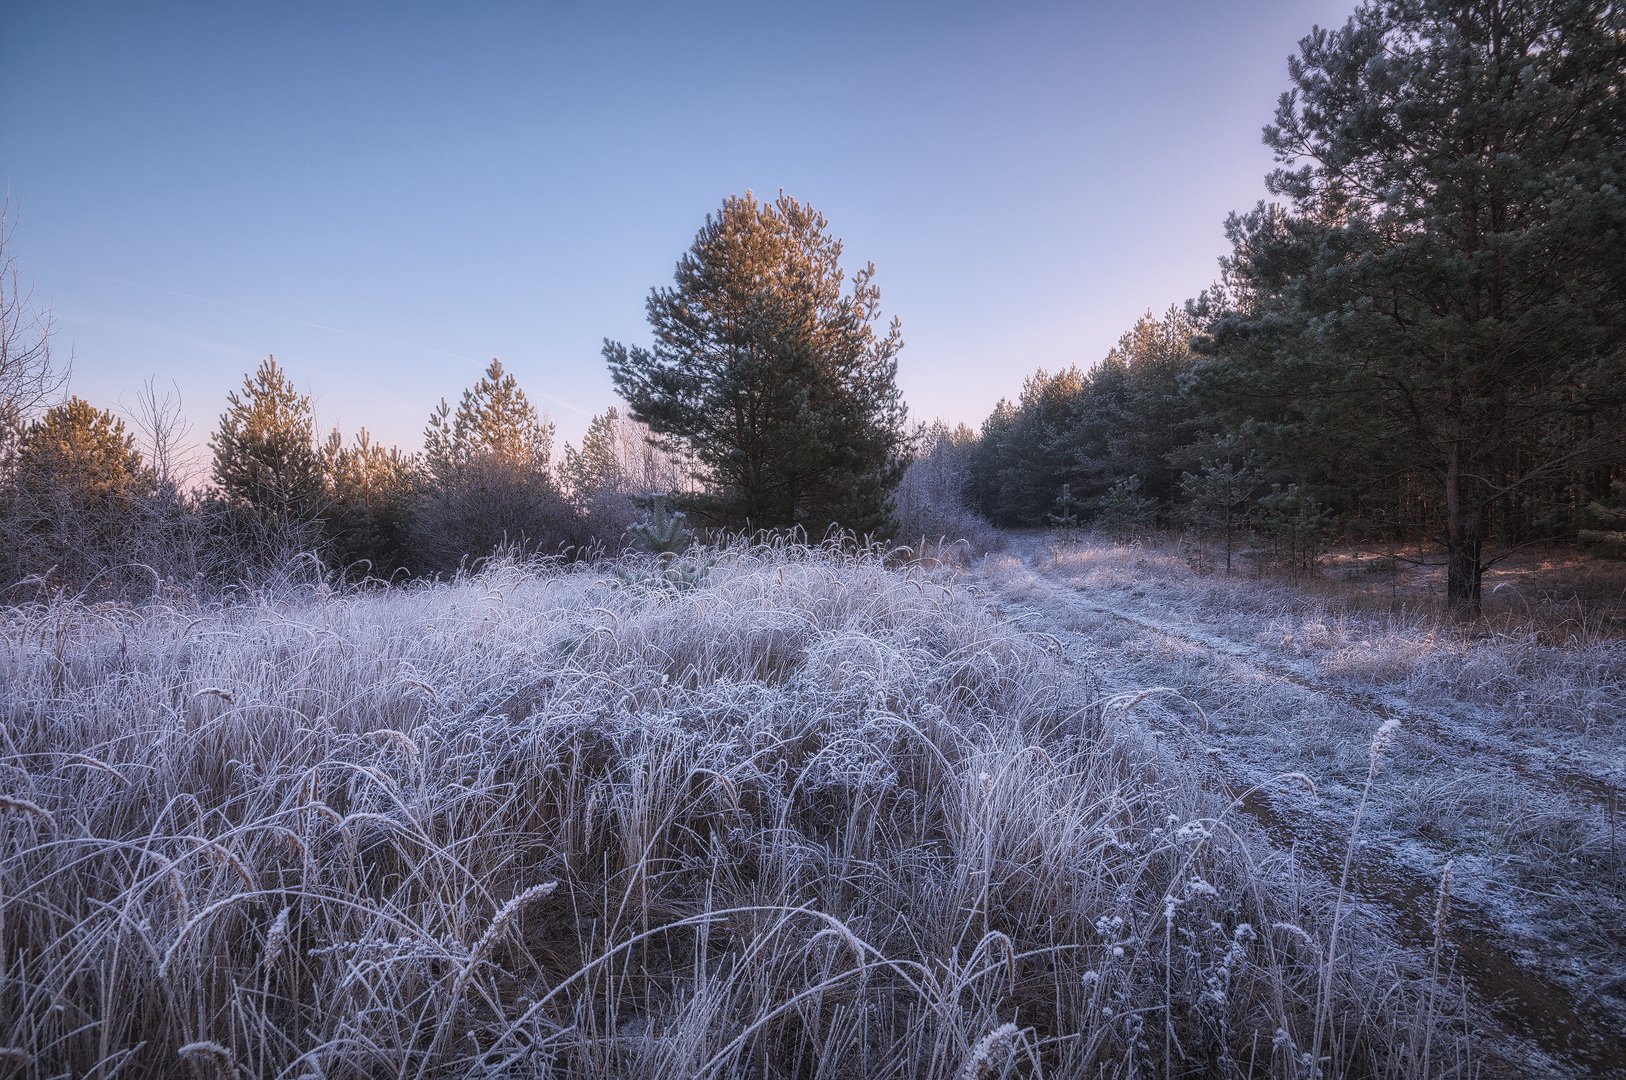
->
xmin=58 ymin=313 xmax=248 ymax=361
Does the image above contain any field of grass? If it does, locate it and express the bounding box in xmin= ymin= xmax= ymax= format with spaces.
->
xmin=0 ymin=540 xmax=1559 ymax=1077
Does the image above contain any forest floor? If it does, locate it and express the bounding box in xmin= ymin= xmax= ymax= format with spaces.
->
xmin=1303 ymin=543 xmax=1626 ymax=629
xmin=974 ymin=534 xmax=1626 ymax=1076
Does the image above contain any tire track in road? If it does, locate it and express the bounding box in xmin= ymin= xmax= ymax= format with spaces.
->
xmin=1059 ymin=585 xmax=1625 ymax=812
xmin=980 ymin=551 xmax=1626 ymax=1078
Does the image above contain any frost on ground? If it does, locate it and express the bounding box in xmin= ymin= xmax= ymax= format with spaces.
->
xmin=981 ymin=536 xmax=1626 ymax=1076
xmin=0 ymin=542 xmax=1500 ymax=1078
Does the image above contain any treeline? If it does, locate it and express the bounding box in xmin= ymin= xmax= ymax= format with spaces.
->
xmin=0 ymin=352 xmax=985 ymax=603
xmin=0 ymin=191 xmax=975 ymax=602
xmin=0 ymin=355 xmax=695 ymax=600
xmin=970 ymin=303 xmax=1626 ymax=569
xmin=972 ymin=0 xmax=1626 ymax=609
xmin=971 ymin=308 xmax=1211 ymax=537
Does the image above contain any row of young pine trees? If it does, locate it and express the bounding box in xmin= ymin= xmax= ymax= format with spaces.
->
xmin=0 ymin=356 xmax=688 ymax=599
xmin=967 ymin=302 xmax=1626 ymax=579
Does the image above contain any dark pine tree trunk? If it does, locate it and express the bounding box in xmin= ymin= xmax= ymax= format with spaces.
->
xmin=1446 ymin=527 xmax=1483 ymax=613
xmin=1444 ymin=440 xmax=1487 ymax=615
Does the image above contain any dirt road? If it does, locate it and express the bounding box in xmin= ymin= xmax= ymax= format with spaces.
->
xmin=976 ymin=539 xmax=1626 ymax=1077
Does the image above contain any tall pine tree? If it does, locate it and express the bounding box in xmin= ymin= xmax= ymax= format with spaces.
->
xmin=211 ymin=355 xmax=325 ymax=549
xmin=416 ymin=359 xmax=577 ymax=567
xmin=1198 ymin=0 xmax=1626 ymax=611
xmin=604 ymin=192 xmax=906 ymax=537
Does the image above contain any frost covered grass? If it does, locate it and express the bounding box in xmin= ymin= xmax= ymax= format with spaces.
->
xmin=1042 ymin=538 xmax=1626 ymax=743
xmin=1010 ymin=537 xmax=1626 ymax=1060
xmin=1 ymin=542 xmax=1478 ymax=1077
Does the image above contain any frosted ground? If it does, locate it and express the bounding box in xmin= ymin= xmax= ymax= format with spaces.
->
xmin=0 ymin=538 xmax=1620 ymax=1077
xmin=982 ymin=537 xmax=1626 ymax=1076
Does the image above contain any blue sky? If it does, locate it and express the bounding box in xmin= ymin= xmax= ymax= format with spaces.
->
xmin=2 ymin=0 xmax=1354 ymax=461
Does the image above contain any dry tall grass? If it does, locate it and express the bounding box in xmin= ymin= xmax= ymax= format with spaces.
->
xmin=1043 ymin=539 xmax=1625 ymax=741
xmin=1018 ymin=536 xmax=1626 ymax=1068
xmin=1 ymin=542 xmax=1474 ymax=1077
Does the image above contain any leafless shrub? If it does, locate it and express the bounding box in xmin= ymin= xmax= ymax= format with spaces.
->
xmin=412 ymin=455 xmax=585 ymax=571
xmin=0 ymin=201 xmax=68 ymax=452
xmin=894 ymin=421 xmax=1002 ymax=558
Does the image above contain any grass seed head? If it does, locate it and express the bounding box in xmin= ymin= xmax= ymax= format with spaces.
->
xmin=960 ymin=1022 xmax=1023 ymax=1080
xmin=177 ymin=1040 xmax=240 ymax=1080
xmin=1370 ymin=717 xmax=1402 ymax=763
xmin=0 ymin=795 xmax=54 ymax=827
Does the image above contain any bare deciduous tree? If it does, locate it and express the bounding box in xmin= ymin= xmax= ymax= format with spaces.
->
xmin=0 ymin=202 xmax=69 ymax=457
xmin=126 ymin=377 xmax=198 ymax=493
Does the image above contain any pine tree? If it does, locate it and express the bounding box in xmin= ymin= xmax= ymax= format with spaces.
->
xmin=1176 ymin=435 xmax=1259 ymax=573
xmin=628 ymin=493 xmax=694 ymax=557
xmin=968 ymin=399 xmax=1016 ymax=523
xmin=1007 ymin=368 xmax=1088 ymax=524
xmin=424 ymin=359 xmax=553 ymax=480
xmin=613 ymin=493 xmax=709 ymax=591
xmin=210 ymin=355 xmax=325 ymax=543
xmin=15 ymin=397 xmax=148 ymax=499
xmin=1259 ymin=483 xmax=1334 ymax=576
xmin=560 ymin=408 xmax=623 ymax=507
xmin=1048 ymin=483 xmax=1081 ymax=541
xmin=1579 ymin=479 xmax=1626 ymax=559
xmin=1198 ymin=0 xmax=1626 ymax=612
xmin=2 ymin=397 xmax=154 ymax=591
xmin=323 ymin=428 xmax=418 ymax=577
xmin=1096 ymin=476 xmax=1158 ymax=541
xmin=1065 ymin=306 xmax=1208 ymax=511
xmin=604 ymin=191 xmax=906 ymax=537
xmin=415 ymin=359 xmax=577 ymax=567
